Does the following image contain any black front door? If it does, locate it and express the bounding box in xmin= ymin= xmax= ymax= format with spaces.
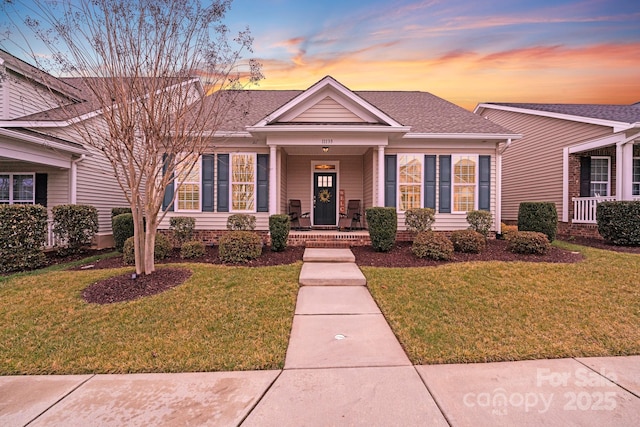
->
xmin=313 ymin=172 xmax=337 ymax=225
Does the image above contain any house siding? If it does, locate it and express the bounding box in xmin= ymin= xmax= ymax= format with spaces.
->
xmin=290 ymin=96 xmax=365 ymax=123
xmin=6 ymin=73 xmax=66 ymax=119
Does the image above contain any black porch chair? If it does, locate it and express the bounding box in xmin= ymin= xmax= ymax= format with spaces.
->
xmin=288 ymin=199 xmax=311 ymax=230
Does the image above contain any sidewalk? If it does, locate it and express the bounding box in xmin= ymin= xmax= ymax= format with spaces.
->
xmin=1 ymin=248 xmax=639 ymax=426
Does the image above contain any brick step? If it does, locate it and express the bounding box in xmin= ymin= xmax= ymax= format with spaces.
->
xmin=304 ymin=240 xmax=352 ymax=249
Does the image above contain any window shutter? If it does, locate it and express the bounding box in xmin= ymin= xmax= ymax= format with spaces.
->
xmin=35 ymin=173 xmax=47 ymax=207
xmin=162 ymin=154 xmax=174 ymax=212
xmin=202 ymin=154 xmax=214 ymax=212
xmin=257 ymin=154 xmax=269 ymax=212
xmin=424 ymin=155 xmax=436 ymax=209
xmin=580 ymin=157 xmax=591 ymax=197
xmin=384 ymin=155 xmax=397 ymax=207
xmin=439 ymin=155 xmax=451 ymax=213
xmin=217 ymin=154 xmax=229 ymax=212
xmin=479 ymin=155 xmax=491 ymax=211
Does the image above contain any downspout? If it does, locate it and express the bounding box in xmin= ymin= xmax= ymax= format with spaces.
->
xmin=495 ymin=139 xmax=512 ymax=236
xmin=70 ymin=154 xmax=86 ymax=204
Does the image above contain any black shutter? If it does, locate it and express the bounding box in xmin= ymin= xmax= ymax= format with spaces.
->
xmin=580 ymin=157 xmax=591 ymax=197
xmin=479 ymin=155 xmax=491 ymax=211
xmin=424 ymin=155 xmax=436 ymax=209
xmin=439 ymin=155 xmax=451 ymax=213
xmin=217 ymin=154 xmax=229 ymax=212
xmin=257 ymin=154 xmax=269 ymax=212
xmin=384 ymin=155 xmax=396 ymax=207
xmin=202 ymin=155 xmax=214 ymax=212
xmin=162 ymin=154 xmax=174 ymax=211
xmin=35 ymin=173 xmax=47 ymax=207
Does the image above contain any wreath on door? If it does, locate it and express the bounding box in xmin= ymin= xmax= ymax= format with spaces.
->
xmin=318 ymin=188 xmax=331 ymax=203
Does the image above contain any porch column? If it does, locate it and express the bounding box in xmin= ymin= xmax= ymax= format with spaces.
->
xmin=621 ymin=142 xmax=634 ymax=200
xmin=269 ymin=145 xmax=277 ymax=214
xmin=377 ymin=145 xmax=385 ymax=206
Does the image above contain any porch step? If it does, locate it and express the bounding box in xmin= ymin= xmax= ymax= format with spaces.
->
xmin=299 ymin=262 xmax=366 ymax=286
xmin=303 ymin=248 xmax=355 ymax=263
xmin=304 ymin=240 xmax=352 ymax=249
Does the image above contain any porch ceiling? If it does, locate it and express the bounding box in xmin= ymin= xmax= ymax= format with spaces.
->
xmin=283 ymin=145 xmax=369 ymax=155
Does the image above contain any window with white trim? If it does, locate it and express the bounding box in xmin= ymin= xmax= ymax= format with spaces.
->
xmin=452 ymin=155 xmax=477 ymax=213
xmin=231 ymin=153 xmax=256 ymax=212
xmin=0 ymin=173 xmax=35 ymax=204
xmin=175 ymin=154 xmax=201 ymax=211
xmin=633 ymin=157 xmax=640 ymax=196
xmin=590 ymin=156 xmax=609 ymax=197
xmin=398 ymin=154 xmax=422 ymax=211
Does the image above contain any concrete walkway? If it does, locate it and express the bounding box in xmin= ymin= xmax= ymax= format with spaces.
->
xmin=2 ymin=248 xmax=639 ymax=426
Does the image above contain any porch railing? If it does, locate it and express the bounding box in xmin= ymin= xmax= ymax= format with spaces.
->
xmin=572 ymin=196 xmax=617 ymax=224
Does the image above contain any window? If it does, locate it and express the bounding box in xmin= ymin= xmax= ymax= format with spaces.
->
xmin=0 ymin=173 xmax=35 ymax=204
xmin=633 ymin=157 xmax=640 ymax=196
xmin=231 ymin=153 xmax=256 ymax=212
xmin=452 ymin=155 xmax=477 ymax=213
xmin=398 ymin=154 xmax=422 ymax=211
xmin=590 ymin=157 xmax=609 ymax=197
xmin=175 ymin=154 xmax=201 ymax=211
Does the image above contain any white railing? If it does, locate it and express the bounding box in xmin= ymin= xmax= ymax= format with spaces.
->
xmin=572 ymin=196 xmax=616 ymax=224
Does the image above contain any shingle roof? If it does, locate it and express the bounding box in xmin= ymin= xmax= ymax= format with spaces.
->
xmin=484 ymin=102 xmax=640 ymax=124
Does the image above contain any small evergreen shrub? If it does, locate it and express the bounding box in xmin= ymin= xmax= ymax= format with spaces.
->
xmin=169 ymin=216 xmax=196 ymax=245
xmin=507 ymin=231 xmax=550 ymax=255
xmin=111 ymin=207 xmax=132 ymax=217
xmin=269 ymin=214 xmax=290 ymax=252
xmin=112 ymin=213 xmax=134 ymax=252
xmin=366 ymin=207 xmax=397 ymax=252
xmin=180 ymin=240 xmax=206 ymax=259
xmin=52 ymin=204 xmax=99 ymax=254
xmin=226 ymin=214 xmax=256 ymax=231
xmin=450 ymin=229 xmax=486 ymax=253
xmin=0 ymin=205 xmax=48 ymax=272
xmin=219 ymin=231 xmax=262 ymax=263
xmin=517 ymin=202 xmax=557 ymax=242
xmin=122 ymin=233 xmax=173 ymax=265
xmin=501 ymin=222 xmax=518 ymax=240
xmin=412 ymin=231 xmax=454 ymax=260
xmin=404 ymin=208 xmax=435 ymax=233
xmin=596 ymin=201 xmax=640 ymax=246
xmin=467 ymin=210 xmax=493 ymax=237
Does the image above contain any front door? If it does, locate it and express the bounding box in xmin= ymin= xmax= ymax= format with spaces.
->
xmin=313 ymin=172 xmax=337 ymax=225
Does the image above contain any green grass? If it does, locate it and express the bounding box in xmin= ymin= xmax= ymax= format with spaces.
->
xmin=0 ymin=262 xmax=300 ymax=374
xmin=365 ymin=242 xmax=640 ymax=364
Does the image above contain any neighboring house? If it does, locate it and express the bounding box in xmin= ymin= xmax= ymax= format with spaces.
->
xmin=158 ymin=76 xmax=520 ymax=241
xmin=474 ymin=102 xmax=640 ymax=237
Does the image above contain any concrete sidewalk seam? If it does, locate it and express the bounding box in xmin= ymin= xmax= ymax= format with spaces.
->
xmin=237 ymin=370 xmax=283 ymax=427
xmin=573 ymin=357 xmax=640 ymax=400
xmin=413 ymin=366 xmax=454 ymax=427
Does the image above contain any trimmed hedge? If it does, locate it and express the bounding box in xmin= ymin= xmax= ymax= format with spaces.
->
xmin=111 ymin=207 xmax=132 ymax=217
xmin=226 ymin=213 xmax=257 ymax=231
xmin=507 ymin=231 xmax=550 ymax=255
xmin=181 ymin=240 xmax=206 ymax=259
xmin=0 ymin=205 xmax=48 ymax=273
xmin=269 ymin=214 xmax=290 ymax=252
xmin=123 ymin=233 xmax=172 ymax=265
xmin=467 ymin=210 xmax=493 ymax=238
xmin=596 ymin=201 xmax=640 ymax=245
xmin=219 ymin=231 xmax=262 ymax=263
xmin=404 ymin=208 xmax=435 ymax=233
xmin=169 ymin=216 xmax=196 ymax=245
xmin=450 ymin=229 xmax=486 ymax=253
xmin=412 ymin=231 xmax=454 ymax=260
xmin=52 ymin=204 xmax=98 ymax=254
xmin=517 ymin=202 xmax=557 ymax=242
xmin=366 ymin=207 xmax=397 ymax=252
xmin=112 ymin=213 xmax=134 ymax=252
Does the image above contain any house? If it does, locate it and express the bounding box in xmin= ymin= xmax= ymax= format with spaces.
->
xmin=474 ymin=102 xmax=640 ymax=237
xmin=158 ymin=76 xmax=520 ymax=243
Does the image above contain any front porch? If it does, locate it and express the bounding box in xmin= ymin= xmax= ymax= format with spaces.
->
xmin=572 ymin=195 xmax=640 ymax=224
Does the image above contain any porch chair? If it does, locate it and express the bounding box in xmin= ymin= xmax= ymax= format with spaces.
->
xmin=338 ymin=199 xmax=362 ymax=231
xmin=288 ymin=199 xmax=311 ymax=230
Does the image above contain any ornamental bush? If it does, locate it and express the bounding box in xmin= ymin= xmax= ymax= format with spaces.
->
xmin=122 ymin=233 xmax=172 ymax=265
xmin=517 ymin=202 xmax=557 ymax=242
xmin=269 ymin=214 xmax=290 ymax=252
xmin=112 ymin=213 xmax=134 ymax=252
xmin=501 ymin=222 xmax=518 ymax=240
xmin=366 ymin=207 xmax=397 ymax=252
xmin=219 ymin=231 xmax=262 ymax=263
xmin=0 ymin=205 xmax=48 ymax=272
xmin=507 ymin=231 xmax=550 ymax=255
xmin=226 ymin=213 xmax=256 ymax=231
xmin=596 ymin=201 xmax=640 ymax=245
xmin=466 ymin=210 xmax=493 ymax=238
xmin=52 ymin=204 xmax=99 ymax=254
xmin=412 ymin=231 xmax=454 ymax=260
xmin=180 ymin=240 xmax=206 ymax=259
xmin=404 ymin=208 xmax=435 ymax=233
xmin=450 ymin=229 xmax=486 ymax=253
xmin=169 ymin=216 xmax=196 ymax=245
xmin=111 ymin=207 xmax=132 ymax=217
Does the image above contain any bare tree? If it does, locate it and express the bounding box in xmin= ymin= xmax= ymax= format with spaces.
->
xmin=2 ymin=0 xmax=262 ymax=275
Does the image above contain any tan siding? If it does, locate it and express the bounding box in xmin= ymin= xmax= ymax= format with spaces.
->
xmin=7 ymin=75 xmax=65 ymax=119
xmin=290 ymin=97 xmax=365 ymax=123
xmin=481 ymin=109 xmax=613 ymax=221
xmin=159 ymin=212 xmax=270 ymax=230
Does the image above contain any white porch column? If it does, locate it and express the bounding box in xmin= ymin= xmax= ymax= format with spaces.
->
xmin=269 ymin=145 xmax=277 ymax=214
xmin=377 ymin=145 xmax=385 ymax=206
xmin=621 ymin=142 xmax=634 ymax=200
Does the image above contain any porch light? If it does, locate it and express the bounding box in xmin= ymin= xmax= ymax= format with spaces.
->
xmin=322 ymin=146 xmax=329 ymax=153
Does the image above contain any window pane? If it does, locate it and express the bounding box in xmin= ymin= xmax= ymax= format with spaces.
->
xmin=231 ymin=154 xmax=256 ymax=212
xmin=177 ymin=183 xmax=200 ymax=210
xmin=232 ymin=184 xmax=255 ymax=210
xmin=590 ymin=158 xmax=609 ymax=182
xmin=13 ymin=175 xmax=34 ymax=203
xmin=454 ymin=185 xmax=475 ymax=212
xmin=590 ymin=183 xmax=608 ymax=197
xmin=0 ymin=175 xmax=9 ymax=202
xmin=633 ymin=159 xmax=640 ymax=192
xmin=454 ymin=158 xmax=476 ymax=184
xmin=452 ymin=155 xmax=476 ymax=212
xmin=398 ymin=155 xmax=422 ymax=210
xmin=175 ymin=155 xmax=201 ymax=211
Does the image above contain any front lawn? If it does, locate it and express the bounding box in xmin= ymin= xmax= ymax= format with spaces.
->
xmin=0 ymin=263 xmax=300 ymax=374
xmin=365 ymin=242 xmax=640 ymax=364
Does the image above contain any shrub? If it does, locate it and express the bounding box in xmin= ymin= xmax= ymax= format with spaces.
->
xmin=501 ymin=222 xmax=518 ymax=240
xmin=507 ymin=231 xmax=550 ymax=255
xmin=169 ymin=216 xmax=196 ymax=245
xmin=111 ymin=207 xmax=132 ymax=217
xmin=112 ymin=213 xmax=134 ymax=252
xmin=52 ymin=204 xmax=99 ymax=254
xmin=412 ymin=231 xmax=454 ymax=260
xmin=467 ymin=210 xmax=493 ymax=237
xmin=226 ymin=214 xmax=256 ymax=231
xmin=0 ymin=205 xmax=48 ymax=273
xmin=517 ymin=202 xmax=557 ymax=242
xmin=366 ymin=207 xmax=397 ymax=252
xmin=180 ymin=240 xmax=206 ymax=259
xmin=269 ymin=214 xmax=290 ymax=252
xmin=450 ymin=229 xmax=486 ymax=253
xmin=219 ymin=231 xmax=263 ymax=263
xmin=404 ymin=208 xmax=435 ymax=233
xmin=597 ymin=201 xmax=640 ymax=246
xmin=122 ymin=233 xmax=173 ymax=265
